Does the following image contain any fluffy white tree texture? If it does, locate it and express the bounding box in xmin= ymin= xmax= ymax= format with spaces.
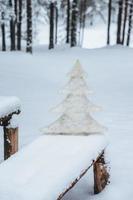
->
xmin=42 ymin=60 xmax=105 ymax=135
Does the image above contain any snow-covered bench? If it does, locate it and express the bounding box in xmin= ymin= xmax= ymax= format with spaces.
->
xmin=0 ymin=96 xmax=21 ymax=160
xmin=0 ymin=135 xmax=109 ymax=200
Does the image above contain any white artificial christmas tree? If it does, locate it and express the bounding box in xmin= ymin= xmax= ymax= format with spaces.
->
xmin=42 ymin=60 xmax=106 ymax=135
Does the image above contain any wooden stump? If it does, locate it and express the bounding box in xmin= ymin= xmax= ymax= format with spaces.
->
xmin=93 ymin=151 xmax=109 ymax=194
xmin=4 ymin=127 xmax=18 ymax=160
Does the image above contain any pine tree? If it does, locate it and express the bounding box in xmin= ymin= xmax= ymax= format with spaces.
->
xmin=9 ymin=0 xmax=16 ymax=50
xmin=71 ymin=0 xmax=78 ymax=47
xmin=81 ymin=0 xmax=87 ymax=46
xmin=122 ymin=0 xmax=128 ymax=44
xmin=126 ymin=0 xmax=133 ymax=46
xmin=1 ymin=6 xmax=6 ymax=51
xmin=66 ymin=0 xmax=70 ymax=43
xmin=17 ymin=0 xmax=22 ymax=50
xmin=55 ymin=2 xmax=58 ymax=44
xmin=49 ymin=1 xmax=55 ymax=49
xmin=107 ymin=0 xmax=112 ymax=45
xmin=26 ymin=0 xmax=32 ymax=53
xmin=42 ymin=60 xmax=105 ymax=135
xmin=78 ymin=0 xmax=87 ymax=46
xmin=116 ymin=0 xmax=124 ymax=44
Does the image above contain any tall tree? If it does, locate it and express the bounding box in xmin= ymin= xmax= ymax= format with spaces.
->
xmin=79 ymin=0 xmax=87 ymax=46
xmin=55 ymin=2 xmax=58 ymax=44
xmin=66 ymin=0 xmax=70 ymax=43
xmin=79 ymin=0 xmax=84 ymax=46
xmin=107 ymin=0 xmax=112 ymax=45
xmin=9 ymin=0 xmax=16 ymax=50
xmin=26 ymin=0 xmax=32 ymax=53
xmin=71 ymin=0 xmax=78 ymax=47
xmin=122 ymin=0 xmax=128 ymax=44
xmin=17 ymin=0 xmax=22 ymax=50
xmin=14 ymin=0 xmax=19 ymax=50
xmin=14 ymin=0 xmax=18 ymax=24
xmin=126 ymin=0 xmax=133 ymax=46
xmin=116 ymin=0 xmax=124 ymax=44
xmin=49 ymin=1 xmax=55 ymax=49
xmin=1 ymin=11 xmax=6 ymax=51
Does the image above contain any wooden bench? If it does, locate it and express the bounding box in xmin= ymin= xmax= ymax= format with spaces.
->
xmin=0 ymin=135 xmax=109 ymax=200
xmin=0 ymin=96 xmax=21 ymax=160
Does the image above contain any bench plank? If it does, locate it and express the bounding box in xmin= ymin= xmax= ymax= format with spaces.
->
xmin=0 ymin=135 xmax=107 ymax=200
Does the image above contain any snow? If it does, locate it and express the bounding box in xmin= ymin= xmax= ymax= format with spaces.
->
xmin=0 ymin=134 xmax=107 ymax=200
xmin=0 ymin=45 xmax=133 ymax=199
xmin=37 ymin=23 xmax=117 ymax=49
xmin=0 ymin=96 xmax=20 ymax=118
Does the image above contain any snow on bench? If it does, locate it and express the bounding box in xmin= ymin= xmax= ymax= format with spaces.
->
xmin=0 ymin=96 xmax=21 ymax=160
xmin=0 ymin=96 xmax=20 ymax=119
xmin=0 ymin=134 xmax=108 ymax=200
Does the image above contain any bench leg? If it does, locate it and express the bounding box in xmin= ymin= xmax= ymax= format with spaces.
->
xmin=93 ymin=151 xmax=109 ymax=194
xmin=4 ymin=127 xmax=18 ymax=160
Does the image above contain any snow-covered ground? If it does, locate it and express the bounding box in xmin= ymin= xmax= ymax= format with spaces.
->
xmin=37 ymin=23 xmax=128 ymax=49
xmin=0 ymin=45 xmax=133 ymax=199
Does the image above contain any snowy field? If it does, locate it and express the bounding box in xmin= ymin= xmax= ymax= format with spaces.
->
xmin=0 ymin=46 xmax=133 ymax=199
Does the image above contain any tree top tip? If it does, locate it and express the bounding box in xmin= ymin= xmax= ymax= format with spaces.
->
xmin=74 ymin=59 xmax=82 ymax=67
xmin=67 ymin=59 xmax=87 ymax=78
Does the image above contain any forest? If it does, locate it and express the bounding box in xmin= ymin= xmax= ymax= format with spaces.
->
xmin=0 ymin=0 xmax=133 ymax=52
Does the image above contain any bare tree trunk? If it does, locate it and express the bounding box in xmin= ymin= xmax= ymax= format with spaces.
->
xmin=122 ymin=0 xmax=128 ymax=44
xmin=9 ymin=0 xmax=16 ymax=51
xmin=79 ymin=0 xmax=84 ymax=46
xmin=116 ymin=0 xmax=124 ymax=44
xmin=17 ymin=0 xmax=22 ymax=50
xmin=80 ymin=0 xmax=87 ymax=46
xmin=1 ymin=11 xmax=6 ymax=51
xmin=14 ymin=0 xmax=18 ymax=23
xmin=107 ymin=0 xmax=112 ymax=45
xmin=10 ymin=19 xmax=16 ymax=50
xmin=55 ymin=3 xmax=58 ymax=45
xmin=14 ymin=0 xmax=18 ymax=49
xmin=26 ymin=0 xmax=32 ymax=53
xmin=66 ymin=0 xmax=70 ymax=43
xmin=71 ymin=0 xmax=78 ymax=47
xmin=49 ymin=2 xmax=55 ymax=49
xmin=126 ymin=1 xmax=133 ymax=46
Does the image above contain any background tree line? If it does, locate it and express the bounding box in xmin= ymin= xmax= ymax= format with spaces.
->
xmin=108 ymin=0 xmax=133 ymax=46
xmin=0 ymin=0 xmax=133 ymax=53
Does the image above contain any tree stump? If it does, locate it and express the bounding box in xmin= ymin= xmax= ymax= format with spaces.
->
xmin=93 ymin=151 xmax=109 ymax=194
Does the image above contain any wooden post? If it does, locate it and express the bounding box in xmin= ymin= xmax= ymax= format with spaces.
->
xmin=4 ymin=127 xmax=18 ymax=160
xmin=93 ymin=151 xmax=109 ymax=194
xmin=56 ymin=150 xmax=109 ymax=199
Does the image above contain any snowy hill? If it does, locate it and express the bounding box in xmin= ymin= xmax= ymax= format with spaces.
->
xmin=0 ymin=46 xmax=133 ymax=199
